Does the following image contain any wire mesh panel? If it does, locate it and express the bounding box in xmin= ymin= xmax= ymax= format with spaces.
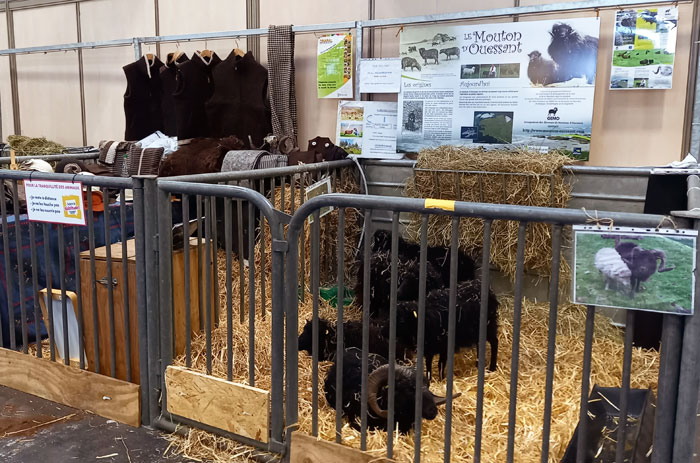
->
xmin=285 ymin=193 xmax=690 ymax=463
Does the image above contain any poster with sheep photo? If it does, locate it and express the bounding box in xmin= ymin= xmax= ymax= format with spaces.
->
xmin=397 ymin=18 xmax=600 ymax=160
xmin=610 ymin=7 xmax=678 ymax=90
xmin=572 ymin=226 xmax=697 ymax=314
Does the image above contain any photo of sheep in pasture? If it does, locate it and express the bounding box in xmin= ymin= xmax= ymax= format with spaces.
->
xmin=340 ymin=106 xmax=364 ymax=121
xmin=337 ymin=137 xmax=361 ymax=155
xmin=573 ymin=227 xmax=696 ymax=314
xmin=460 ymin=64 xmax=480 ymax=79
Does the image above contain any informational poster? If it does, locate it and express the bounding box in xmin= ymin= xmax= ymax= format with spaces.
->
xmin=25 ymin=180 xmax=86 ymax=226
xmin=610 ymin=7 xmax=678 ymax=90
xmin=317 ymin=33 xmax=353 ymax=99
xmin=359 ymin=58 xmax=401 ymax=93
xmin=336 ymin=100 xmax=400 ymax=159
xmin=397 ymin=18 xmax=600 ymax=160
xmin=573 ymin=226 xmax=696 ymax=314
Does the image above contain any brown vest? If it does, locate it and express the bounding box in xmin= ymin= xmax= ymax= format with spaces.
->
xmin=206 ymin=51 xmax=272 ymax=148
xmin=123 ymin=56 xmax=164 ymax=141
xmin=160 ymin=52 xmax=189 ymax=137
xmin=173 ymin=52 xmax=221 ymax=140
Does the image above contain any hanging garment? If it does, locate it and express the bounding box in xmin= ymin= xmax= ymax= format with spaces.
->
xmin=160 ymin=52 xmax=189 ymax=136
xmin=123 ymin=55 xmax=164 ymax=141
xmin=173 ymin=51 xmax=222 ymax=140
xmin=206 ymin=51 xmax=272 ymax=149
xmin=267 ymin=25 xmax=298 ymax=148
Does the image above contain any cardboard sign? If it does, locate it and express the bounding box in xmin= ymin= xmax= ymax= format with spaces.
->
xmin=572 ymin=225 xmax=696 ymax=315
xmin=305 ymin=177 xmax=334 ymax=224
xmin=24 ymin=180 xmax=86 ymax=226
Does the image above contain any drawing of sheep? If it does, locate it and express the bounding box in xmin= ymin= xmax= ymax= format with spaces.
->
xmin=548 ymin=107 xmax=558 ymax=116
xmin=439 ymin=47 xmax=460 ymax=60
xmin=419 ymin=48 xmax=439 ymax=65
xmin=401 ymin=57 xmax=421 ymax=71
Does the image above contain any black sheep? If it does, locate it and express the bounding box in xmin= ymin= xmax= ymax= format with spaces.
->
xmin=547 ymin=23 xmax=598 ymax=84
xmin=614 ymin=238 xmax=674 ymax=295
xmin=527 ymin=50 xmax=563 ymax=86
xmin=354 ymin=230 xmax=477 ymax=316
xmin=325 ymin=348 xmax=450 ymax=433
xmin=393 ymin=279 xmax=499 ymax=380
xmin=297 ymin=317 xmax=410 ymax=362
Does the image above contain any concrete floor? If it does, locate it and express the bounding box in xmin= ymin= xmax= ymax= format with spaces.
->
xmin=0 ymin=386 xmax=190 ymax=463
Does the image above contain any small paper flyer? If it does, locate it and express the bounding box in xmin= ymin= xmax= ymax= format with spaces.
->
xmin=317 ymin=33 xmax=353 ymax=98
xmin=610 ymin=7 xmax=678 ymax=90
xmin=336 ymin=100 xmax=399 ymax=159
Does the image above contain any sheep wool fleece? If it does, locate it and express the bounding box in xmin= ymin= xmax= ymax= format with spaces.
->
xmin=173 ymin=52 xmax=222 ymax=140
xmin=123 ymin=55 xmax=164 ymax=141
xmin=206 ymin=51 xmax=272 ymax=149
xmin=160 ymin=52 xmax=189 ymax=137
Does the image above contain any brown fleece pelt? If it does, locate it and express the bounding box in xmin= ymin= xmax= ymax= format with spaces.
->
xmin=158 ymin=136 xmax=246 ymax=177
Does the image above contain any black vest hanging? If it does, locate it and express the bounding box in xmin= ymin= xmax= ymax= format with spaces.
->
xmin=123 ymin=55 xmax=164 ymax=141
xmin=173 ymin=52 xmax=221 ymax=140
xmin=206 ymin=51 xmax=272 ymax=148
xmin=160 ymin=52 xmax=189 ymax=137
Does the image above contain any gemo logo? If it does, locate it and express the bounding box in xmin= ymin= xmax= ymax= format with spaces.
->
xmin=547 ymin=107 xmax=560 ymax=121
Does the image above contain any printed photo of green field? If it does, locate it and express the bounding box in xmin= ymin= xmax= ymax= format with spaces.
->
xmin=612 ymin=49 xmax=674 ymax=67
xmin=573 ymin=229 xmax=696 ymax=314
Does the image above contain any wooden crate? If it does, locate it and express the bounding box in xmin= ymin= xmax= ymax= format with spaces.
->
xmin=80 ymin=238 xmax=213 ymax=383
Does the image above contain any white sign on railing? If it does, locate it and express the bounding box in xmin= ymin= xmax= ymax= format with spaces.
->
xmin=24 ymin=180 xmax=86 ymax=226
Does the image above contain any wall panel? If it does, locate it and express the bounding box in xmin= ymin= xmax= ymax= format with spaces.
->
xmin=80 ymin=0 xmax=155 ymax=145
xmin=260 ymin=0 xmax=368 ymax=149
xmin=0 ymin=14 xmax=13 ymax=140
xmin=14 ymin=4 xmax=81 ymax=145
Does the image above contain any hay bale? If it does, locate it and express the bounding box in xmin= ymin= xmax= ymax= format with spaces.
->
xmin=404 ymin=146 xmax=574 ymax=280
xmin=8 ymin=135 xmax=65 ymax=156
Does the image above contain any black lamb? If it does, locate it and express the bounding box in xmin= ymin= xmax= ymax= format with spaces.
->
xmin=392 ymin=279 xmax=499 ymax=380
xmin=354 ymin=230 xmax=477 ymax=316
xmin=527 ymin=50 xmax=565 ymax=86
xmin=298 ymin=317 xmax=410 ymax=362
xmin=547 ymin=23 xmax=598 ymax=84
xmin=325 ymin=348 xmax=451 ymax=433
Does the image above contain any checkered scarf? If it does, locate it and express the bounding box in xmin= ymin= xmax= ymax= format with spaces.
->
xmin=267 ymin=25 xmax=298 ymax=147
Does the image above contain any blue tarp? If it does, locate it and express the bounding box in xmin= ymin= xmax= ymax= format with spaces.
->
xmin=0 ymin=204 xmax=135 ymax=348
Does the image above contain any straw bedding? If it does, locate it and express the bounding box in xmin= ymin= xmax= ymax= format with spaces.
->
xmin=404 ymin=146 xmax=574 ymax=281
xmin=165 ymin=220 xmax=660 ymax=461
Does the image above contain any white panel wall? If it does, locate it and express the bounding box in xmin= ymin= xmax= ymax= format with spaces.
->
xmin=80 ymin=0 xmax=155 ymax=145
xmin=14 ymin=4 xmax=82 ymax=145
xmin=0 ymin=14 xmax=13 ymax=140
xmin=260 ymin=0 xmax=369 ymax=150
xmin=157 ymin=0 xmax=246 ymax=61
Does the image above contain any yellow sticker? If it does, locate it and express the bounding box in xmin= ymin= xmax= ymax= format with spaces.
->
xmin=413 ymin=310 xmax=418 ymax=318
xmin=424 ymin=198 xmax=455 ymax=211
